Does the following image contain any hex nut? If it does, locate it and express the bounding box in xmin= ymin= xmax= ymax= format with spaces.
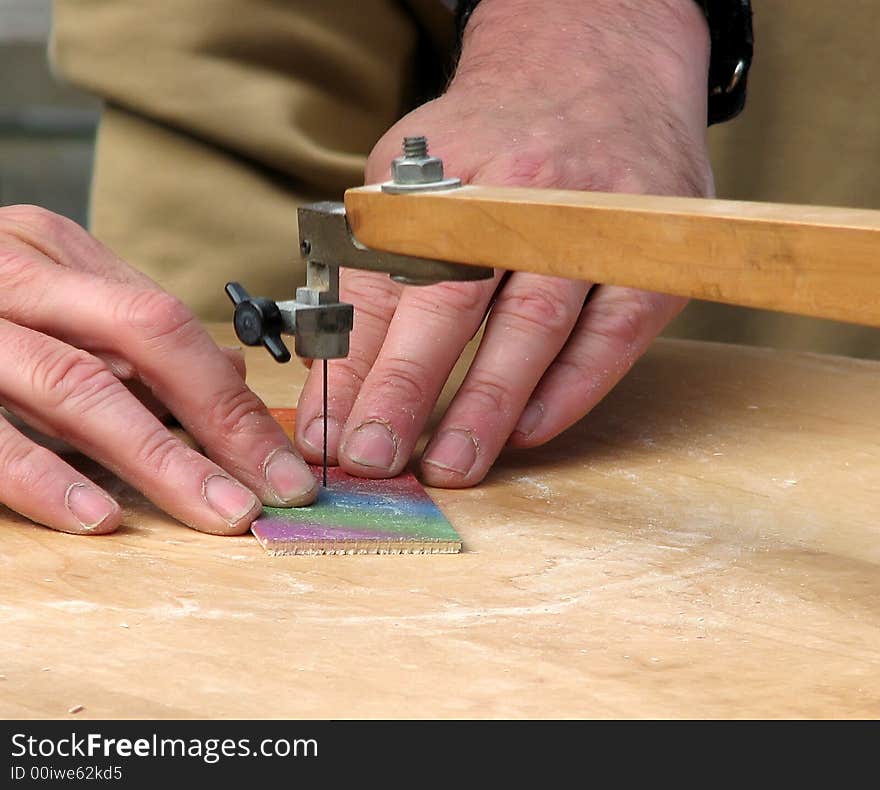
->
xmin=391 ymin=156 xmax=445 ymax=185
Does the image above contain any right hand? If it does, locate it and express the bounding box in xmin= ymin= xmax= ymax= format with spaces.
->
xmin=0 ymin=205 xmax=318 ymax=536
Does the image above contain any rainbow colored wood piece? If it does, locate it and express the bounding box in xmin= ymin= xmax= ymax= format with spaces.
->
xmin=252 ymin=467 xmax=462 ymax=555
xmin=252 ymin=409 xmax=462 ymax=555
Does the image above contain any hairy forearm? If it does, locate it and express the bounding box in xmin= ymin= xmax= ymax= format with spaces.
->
xmin=444 ymin=0 xmax=712 ymax=195
xmin=454 ymin=0 xmax=709 ymax=110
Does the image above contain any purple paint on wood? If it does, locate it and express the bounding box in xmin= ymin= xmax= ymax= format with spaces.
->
xmin=252 ymin=519 xmax=404 ymax=543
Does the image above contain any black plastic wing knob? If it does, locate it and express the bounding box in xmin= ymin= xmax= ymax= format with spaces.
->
xmin=225 ymin=282 xmax=291 ymax=363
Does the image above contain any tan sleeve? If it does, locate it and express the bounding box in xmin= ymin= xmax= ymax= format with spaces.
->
xmin=51 ymin=2 xmax=879 ymax=356
xmin=50 ymin=0 xmax=451 ymax=320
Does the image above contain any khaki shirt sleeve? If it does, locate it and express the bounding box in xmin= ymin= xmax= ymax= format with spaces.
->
xmin=50 ymin=0 xmax=451 ymax=320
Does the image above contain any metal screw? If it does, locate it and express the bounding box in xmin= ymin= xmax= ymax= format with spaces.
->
xmin=382 ymin=135 xmax=461 ymax=194
xmin=403 ymin=136 xmax=428 ymax=159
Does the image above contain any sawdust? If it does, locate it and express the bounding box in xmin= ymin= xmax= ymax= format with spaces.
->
xmin=514 ymin=475 xmax=554 ymax=499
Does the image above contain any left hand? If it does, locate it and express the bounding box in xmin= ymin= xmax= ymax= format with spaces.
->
xmin=295 ymin=0 xmax=713 ymax=487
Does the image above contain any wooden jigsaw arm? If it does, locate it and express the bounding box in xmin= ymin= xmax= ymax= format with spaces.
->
xmin=345 ymin=183 xmax=880 ymax=328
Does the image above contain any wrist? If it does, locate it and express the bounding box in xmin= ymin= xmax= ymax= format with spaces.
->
xmin=450 ymin=0 xmax=710 ymax=134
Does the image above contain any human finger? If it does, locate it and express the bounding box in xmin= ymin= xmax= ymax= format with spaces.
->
xmin=0 ymin=319 xmax=263 ymax=535
xmin=334 ymin=274 xmax=501 ymax=477
xmin=508 ymin=286 xmax=686 ymax=448
xmin=420 ymin=273 xmax=590 ymax=487
xmin=0 ymin=414 xmax=122 ymax=535
xmin=0 ymin=205 xmax=155 ymax=287
xmin=92 ymin=346 xmax=245 ymax=424
xmin=295 ymin=269 xmax=404 ymax=465
xmin=0 ymin=230 xmax=316 ymax=507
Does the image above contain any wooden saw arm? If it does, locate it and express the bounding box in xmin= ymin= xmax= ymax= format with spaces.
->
xmin=344 ymin=184 xmax=880 ymax=328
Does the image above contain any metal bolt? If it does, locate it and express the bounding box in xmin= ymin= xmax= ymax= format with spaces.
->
xmin=382 ymin=135 xmax=462 ymax=194
xmin=403 ymin=136 xmax=428 ymax=158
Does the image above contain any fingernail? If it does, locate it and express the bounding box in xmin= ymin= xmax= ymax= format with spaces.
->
xmin=423 ymin=430 xmax=478 ymax=476
xmin=65 ymin=483 xmax=117 ymax=531
xmin=343 ymin=421 xmax=397 ymax=470
xmin=514 ymin=400 xmax=544 ymax=438
xmin=263 ymin=448 xmax=317 ymax=505
xmin=202 ymin=475 xmax=259 ymax=525
xmin=302 ymin=415 xmax=340 ymax=457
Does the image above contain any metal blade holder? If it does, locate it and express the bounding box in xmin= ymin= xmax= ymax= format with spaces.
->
xmin=225 ymin=136 xmax=492 ymax=363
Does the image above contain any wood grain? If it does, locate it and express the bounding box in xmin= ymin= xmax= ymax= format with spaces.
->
xmin=1 ymin=325 xmax=880 ymax=718
xmin=345 ymin=184 xmax=880 ymax=327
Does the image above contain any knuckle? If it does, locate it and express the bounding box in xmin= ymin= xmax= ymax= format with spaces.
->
xmin=0 ymin=204 xmax=75 ymax=242
xmin=587 ymin=302 xmax=646 ymax=351
xmin=495 ymin=283 xmax=574 ymax=336
xmin=135 ymin=429 xmax=184 ymax=478
xmin=330 ymin=356 xmax=368 ymax=394
xmin=205 ymin=383 xmax=263 ymax=437
xmin=551 ymin=355 xmax=601 ymax=389
xmin=585 ymin=290 xmax=671 ymax=352
xmin=371 ymin=355 xmax=432 ymax=405
xmin=118 ymin=289 xmax=199 ymax=346
xmin=30 ymin=344 xmax=121 ymax=412
xmin=462 ymin=370 xmax=514 ymax=418
xmin=0 ymin=436 xmax=59 ymax=491
xmin=0 ymin=241 xmax=41 ymax=295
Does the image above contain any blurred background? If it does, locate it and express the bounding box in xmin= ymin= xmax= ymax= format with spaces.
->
xmin=0 ymin=0 xmax=98 ymax=225
xmin=2 ymin=1 xmax=877 ymax=357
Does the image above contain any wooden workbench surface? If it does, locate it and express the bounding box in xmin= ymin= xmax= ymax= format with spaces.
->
xmin=2 ymin=325 xmax=879 ymax=719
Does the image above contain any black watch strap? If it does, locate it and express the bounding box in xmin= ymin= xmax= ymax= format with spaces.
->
xmin=454 ymin=0 xmax=754 ymax=126
xmin=698 ymin=1 xmax=753 ymax=125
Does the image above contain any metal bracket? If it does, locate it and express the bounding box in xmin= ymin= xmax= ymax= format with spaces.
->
xmin=297 ymin=202 xmax=493 ymax=286
xmin=228 ymin=139 xmax=492 ymax=364
xmin=276 ymin=299 xmax=353 ymax=359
